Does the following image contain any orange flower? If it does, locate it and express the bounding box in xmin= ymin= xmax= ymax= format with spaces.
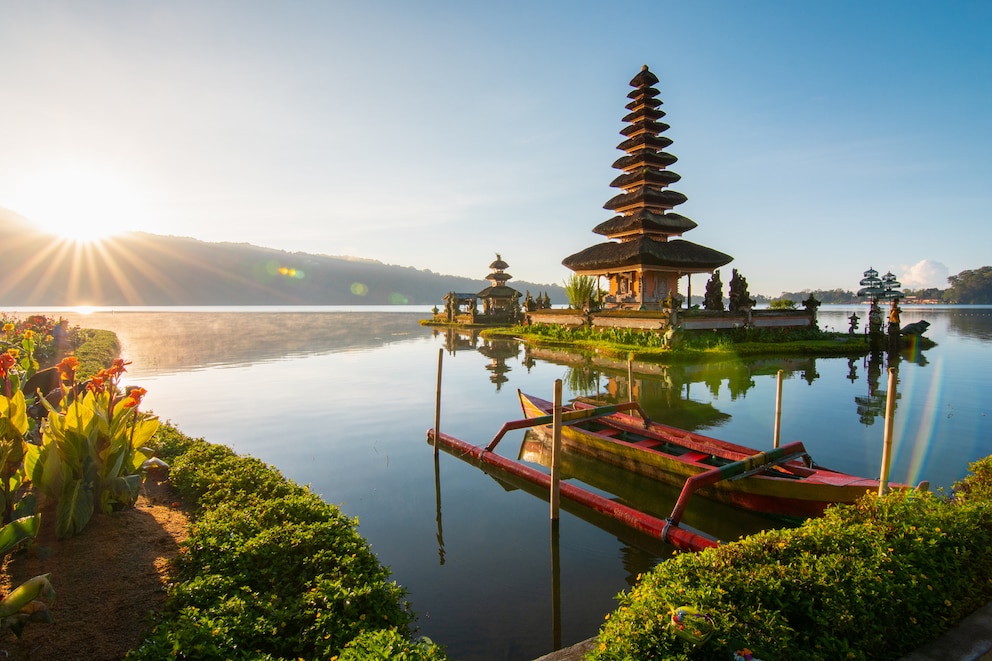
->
xmin=120 ymin=387 xmax=147 ymax=409
xmin=109 ymin=358 xmax=131 ymax=377
xmin=86 ymin=375 xmax=106 ymax=395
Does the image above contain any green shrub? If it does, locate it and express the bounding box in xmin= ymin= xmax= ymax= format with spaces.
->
xmin=588 ymin=471 xmax=992 ymax=661
xmin=71 ymin=329 xmax=121 ymax=378
xmin=338 ymin=628 xmax=447 ymax=660
xmin=131 ymin=424 xmax=437 ymax=661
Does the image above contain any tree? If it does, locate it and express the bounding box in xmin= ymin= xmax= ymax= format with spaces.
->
xmin=945 ymin=267 xmax=992 ymax=304
xmin=703 ymin=271 xmax=725 ymax=311
xmin=769 ymin=298 xmax=798 ymax=310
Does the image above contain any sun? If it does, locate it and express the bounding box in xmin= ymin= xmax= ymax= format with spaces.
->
xmin=4 ymin=166 xmax=149 ymax=243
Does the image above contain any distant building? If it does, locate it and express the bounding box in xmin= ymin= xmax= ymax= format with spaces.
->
xmin=437 ymin=254 xmax=522 ymax=324
xmin=562 ymin=66 xmax=733 ymax=310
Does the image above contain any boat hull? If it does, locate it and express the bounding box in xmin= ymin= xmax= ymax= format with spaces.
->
xmin=518 ymin=391 xmax=884 ymax=519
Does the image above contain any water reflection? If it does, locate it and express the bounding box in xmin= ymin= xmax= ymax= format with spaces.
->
xmin=517 ymin=429 xmax=781 ymax=542
xmin=42 ymin=310 xmax=433 ymax=376
xmin=434 ymin=328 xmax=522 ymax=390
xmin=947 ymin=309 xmax=992 ymax=342
xmin=530 ymin=345 xmax=824 ymax=431
xmin=856 ymin=351 xmax=901 ymax=426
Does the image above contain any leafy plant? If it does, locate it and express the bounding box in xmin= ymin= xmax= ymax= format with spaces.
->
xmin=589 ymin=465 xmax=992 ymax=661
xmin=26 ymin=357 xmax=161 ymax=538
xmin=131 ymin=426 xmax=435 ymax=660
xmin=769 ymin=298 xmax=799 ymax=310
xmin=563 ymin=274 xmax=600 ymax=310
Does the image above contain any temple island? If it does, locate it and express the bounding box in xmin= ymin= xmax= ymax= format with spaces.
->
xmin=429 ymin=65 xmax=819 ymax=335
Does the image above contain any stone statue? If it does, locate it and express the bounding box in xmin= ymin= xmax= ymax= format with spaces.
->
xmin=703 ymin=270 xmax=725 ymax=311
xmin=728 ymin=269 xmax=755 ymax=313
xmin=848 ymin=312 xmax=860 ymax=334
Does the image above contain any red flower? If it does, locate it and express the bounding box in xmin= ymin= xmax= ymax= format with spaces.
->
xmin=0 ymin=352 xmax=15 ymax=379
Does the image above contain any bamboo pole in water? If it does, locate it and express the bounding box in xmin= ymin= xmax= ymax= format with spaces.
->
xmin=627 ymin=355 xmax=634 ymax=403
xmin=550 ymin=379 xmax=563 ymax=520
xmin=434 ymin=348 xmax=443 ymax=459
xmin=773 ymin=370 xmax=784 ymax=449
xmin=879 ymin=367 xmax=898 ymax=495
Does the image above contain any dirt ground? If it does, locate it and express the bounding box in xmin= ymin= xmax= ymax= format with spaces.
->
xmin=0 ymin=470 xmax=190 ymax=661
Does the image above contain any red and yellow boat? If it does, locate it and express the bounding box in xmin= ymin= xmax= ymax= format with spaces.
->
xmin=517 ymin=390 xmax=897 ymax=520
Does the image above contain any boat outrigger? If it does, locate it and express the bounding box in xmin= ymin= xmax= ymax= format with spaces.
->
xmin=427 ymin=389 xmax=909 ymax=552
xmin=516 ymin=390 xmax=897 ymax=520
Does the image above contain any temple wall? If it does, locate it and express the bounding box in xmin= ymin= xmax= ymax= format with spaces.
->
xmin=591 ymin=315 xmax=670 ymax=331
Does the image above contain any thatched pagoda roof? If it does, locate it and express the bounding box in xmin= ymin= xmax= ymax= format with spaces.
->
xmin=604 ymin=188 xmax=688 ymax=212
xmin=612 ymin=151 xmax=678 ymax=171
xmin=593 ymin=210 xmax=697 ymax=236
xmin=609 ymin=169 xmax=681 ymax=190
xmin=477 ymin=284 xmax=520 ymax=298
xmin=562 ymin=237 xmax=732 ymax=272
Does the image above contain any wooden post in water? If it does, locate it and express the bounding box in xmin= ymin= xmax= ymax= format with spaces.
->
xmin=434 ymin=348 xmax=443 ymax=459
xmin=627 ymin=354 xmax=634 ymax=403
xmin=550 ymin=379 xmax=563 ymax=520
xmin=773 ymin=370 xmax=784 ymax=449
xmin=879 ymin=367 xmax=898 ymax=496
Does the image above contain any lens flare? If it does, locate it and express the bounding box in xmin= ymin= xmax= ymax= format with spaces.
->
xmin=350 ymin=282 xmax=368 ymax=296
xmin=903 ymin=355 xmax=945 ymax=487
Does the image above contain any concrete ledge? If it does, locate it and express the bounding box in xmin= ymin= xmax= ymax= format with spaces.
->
xmin=533 ymin=638 xmax=596 ymax=661
xmin=898 ymin=601 xmax=992 ymax=661
xmin=534 ymin=602 xmax=992 ymax=661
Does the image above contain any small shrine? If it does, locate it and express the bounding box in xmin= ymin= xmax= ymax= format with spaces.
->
xmin=436 ymin=254 xmax=522 ymax=325
xmin=562 ymin=65 xmax=733 ymax=310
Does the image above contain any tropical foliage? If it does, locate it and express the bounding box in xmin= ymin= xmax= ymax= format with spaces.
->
xmin=562 ymin=274 xmax=600 ymax=310
xmin=25 ymin=357 xmax=160 ymax=538
xmin=131 ymin=425 xmax=446 ymax=660
xmin=589 ymin=461 xmax=992 ymax=661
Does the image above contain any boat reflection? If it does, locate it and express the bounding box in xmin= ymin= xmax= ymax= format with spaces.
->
xmin=517 ymin=429 xmax=786 ymax=543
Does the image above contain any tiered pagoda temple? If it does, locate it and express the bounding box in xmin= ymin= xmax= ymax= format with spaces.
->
xmin=563 ymin=65 xmax=733 ymax=310
xmin=477 ymin=254 xmax=521 ymax=319
xmin=438 ymin=254 xmax=522 ymax=324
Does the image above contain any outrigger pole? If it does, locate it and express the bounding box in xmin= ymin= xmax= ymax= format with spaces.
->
xmin=428 ymin=427 xmax=719 ymax=552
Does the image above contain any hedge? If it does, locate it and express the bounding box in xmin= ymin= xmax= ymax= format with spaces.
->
xmin=588 ymin=459 xmax=992 ymax=660
xmin=129 ymin=424 xmax=446 ymax=660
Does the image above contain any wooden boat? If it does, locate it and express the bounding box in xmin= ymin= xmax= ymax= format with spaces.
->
xmin=517 ymin=390 xmax=898 ymax=519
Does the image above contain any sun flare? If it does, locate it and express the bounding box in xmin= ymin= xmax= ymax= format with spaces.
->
xmin=4 ymin=167 xmax=149 ymax=243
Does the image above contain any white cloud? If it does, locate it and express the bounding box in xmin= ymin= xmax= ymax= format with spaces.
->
xmin=898 ymin=260 xmax=949 ymax=289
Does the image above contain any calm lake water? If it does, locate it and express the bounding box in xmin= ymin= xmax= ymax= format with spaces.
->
xmin=8 ymin=305 xmax=992 ymax=660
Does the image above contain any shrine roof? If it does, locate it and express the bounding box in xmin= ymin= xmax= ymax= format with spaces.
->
xmin=477 ymin=285 xmax=521 ymax=298
xmin=604 ymin=188 xmax=688 ymax=211
xmin=593 ymin=210 xmax=697 ymax=236
xmin=562 ymin=237 xmax=733 ymax=272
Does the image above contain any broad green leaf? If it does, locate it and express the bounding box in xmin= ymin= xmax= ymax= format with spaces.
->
xmin=106 ymin=475 xmax=142 ymax=509
xmin=0 ymin=574 xmax=53 ymax=618
xmin=56 ymin=478 xmax=94 ymax=539
xmin=0 ymin=514 xmax=41 ymax=556
xmin=0 ymin=391 xmax=28 ymax=435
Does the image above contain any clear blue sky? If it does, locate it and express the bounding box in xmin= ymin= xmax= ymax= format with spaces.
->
xmin=2 ymin=1 xmax=989 ymax=296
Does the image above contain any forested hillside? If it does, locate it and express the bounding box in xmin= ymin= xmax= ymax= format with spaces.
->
xmin=0 ymin=209 xmax=563 ymax=306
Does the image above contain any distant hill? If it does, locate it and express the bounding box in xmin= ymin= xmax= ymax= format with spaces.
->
xmin=0 ymin=208 xmax=564 ymax=306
